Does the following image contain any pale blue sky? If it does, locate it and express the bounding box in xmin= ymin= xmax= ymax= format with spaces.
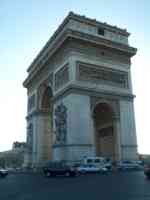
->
xmin=0 ymin=0 xmax=149 ymax=154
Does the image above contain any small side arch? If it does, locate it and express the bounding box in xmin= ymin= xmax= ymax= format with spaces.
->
xmin=37 ymin=83 xmax=53 ymax=111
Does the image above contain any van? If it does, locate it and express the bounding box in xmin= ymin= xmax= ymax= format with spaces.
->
xmin=82 ymin=157 xmax=106 ymax=168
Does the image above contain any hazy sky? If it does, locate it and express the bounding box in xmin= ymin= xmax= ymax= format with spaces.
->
xmin=0 ymin=0 xmax=149 ymax=154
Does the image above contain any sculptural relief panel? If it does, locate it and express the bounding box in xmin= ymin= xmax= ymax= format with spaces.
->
xmin=54 ymin=103 xmax=67 ymax=144
xmin=55 ymin=64 xmax=69 ymax=91
xmin=77 ymin=62 xmax=129 ymax=89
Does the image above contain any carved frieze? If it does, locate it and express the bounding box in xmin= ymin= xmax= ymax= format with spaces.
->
xmin=55 ymin=64 xmax=69 ymax=90
xmin=69 ymin=40 xmax=130 ymax=65
xmin=54 ymin=103 xmax=67 ymax=144
xmin=77 ymin=62 xmax=128 ymax=88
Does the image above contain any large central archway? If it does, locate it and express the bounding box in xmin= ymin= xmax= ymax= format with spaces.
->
xmin=93 ymin=102 xmax=116 ymax=160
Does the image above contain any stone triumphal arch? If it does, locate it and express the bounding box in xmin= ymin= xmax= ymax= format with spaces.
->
xmin=23 ymin=12 xmax=138 ymax=167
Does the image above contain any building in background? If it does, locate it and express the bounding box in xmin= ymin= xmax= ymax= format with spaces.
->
xmin=0 ymin=142 xmax=26 ymax=168
xmin=23 ymin=12 xmax=138 ymax=167
xmin=12 ymin=142 xmax=26 ymax=152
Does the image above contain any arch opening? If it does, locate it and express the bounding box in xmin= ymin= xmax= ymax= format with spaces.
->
xmin=41 ymin=86 xmax=53 ymax=111
xmin=93 ymin=102 xmax=116 ymax=160
xmin=37 ymin=85 xmax=53 ymax=163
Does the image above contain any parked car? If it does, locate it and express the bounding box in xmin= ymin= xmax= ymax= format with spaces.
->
xmin=144 ymin=163 xmax=150 ymax=179
xmin=117 ymin=161 xmax=142 ymax=171
xmin=0 ymin=169 xmax=8 ymax=177
xmin=5 ymin=167 xmax=16 ymax=173
xmin=104 ymin=161 xmax=112 ymax=170
xmin=82 ymin=156 xmax=112 ymax=170
xmin=76 ymin=164 xmax=108 ymax=174
xmin=42 ymin=161 xmax=77 ymax=177
xmin=83 ymin=156 xmax=106 ymax=166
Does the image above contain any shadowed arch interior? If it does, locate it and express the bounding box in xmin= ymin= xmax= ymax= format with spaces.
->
xmin=41 ymin=87 xmax=53 ymax=110
xmin=93 ymin=102 xmax=115 ymax=160
xmin=37 ymin=85 xmax=53 ymax=162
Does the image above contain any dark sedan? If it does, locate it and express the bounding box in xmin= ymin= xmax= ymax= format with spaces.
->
xmin=144 ymin=164 xmax=150 ymax=178
xmin=43 ymin=161 xmax=77 ymax=177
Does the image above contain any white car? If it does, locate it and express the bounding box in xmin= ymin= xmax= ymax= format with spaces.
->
xmin=0 ymin=169 xmax=8 ymax=177
xmin=82 ymin=156 xmax=112 ymax=170
xmin=76 ymin=164 xmax=108 ymax=174
xmin=117 ymin=161 xmax=142 ymax=170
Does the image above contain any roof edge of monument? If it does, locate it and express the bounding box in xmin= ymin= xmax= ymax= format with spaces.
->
xmin=27 ymin=11 xmax=130 ymax=73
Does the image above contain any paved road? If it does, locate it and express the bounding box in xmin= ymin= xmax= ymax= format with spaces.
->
xmin=0 ymin=171 xmax=149 ymax=200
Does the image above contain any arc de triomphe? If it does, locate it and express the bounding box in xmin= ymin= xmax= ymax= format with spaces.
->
xmin=23 ymin=12 xmax=138 ymax=167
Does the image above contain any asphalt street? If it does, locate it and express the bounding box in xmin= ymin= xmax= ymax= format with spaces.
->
xmin=0 ymin=171 xmax=149 ymax=200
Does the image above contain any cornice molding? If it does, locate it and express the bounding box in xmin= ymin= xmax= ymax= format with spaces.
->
xmin=53 ymin=83 xmax=135 ymax=102
xmin=68 ymin=12 xmax=130 ymax=36
xmin=121 ymin=144 xmax=138 ymax=148
xmin=67 ymin=29 xmax=137 ymax=56
xmin=26 ymin=12 xmax=130 ymax=75
xmin=26 ymin=109 xmax=51 ymax=121
xmin=53 ymin=143 xmax=93 ymax=148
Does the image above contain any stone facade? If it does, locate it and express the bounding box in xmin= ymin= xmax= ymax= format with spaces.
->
xmin=23 ymin=12 xmax=138 ymax=167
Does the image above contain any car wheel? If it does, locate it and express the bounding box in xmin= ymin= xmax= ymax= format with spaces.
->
xmin=71 ymin=172 xmax=76 ymax=177
xmin=81 ymin=170 xmax=86 ymax=175
xmin=65 ymin=171 xmax=71 ymax=177
xmin=146 ymin=175 xmax=150 ymax=179
xmin=45 ymin=171 xmax=51 ymax=177
xmin=75 ymin=171 xmax=80 ymax=176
